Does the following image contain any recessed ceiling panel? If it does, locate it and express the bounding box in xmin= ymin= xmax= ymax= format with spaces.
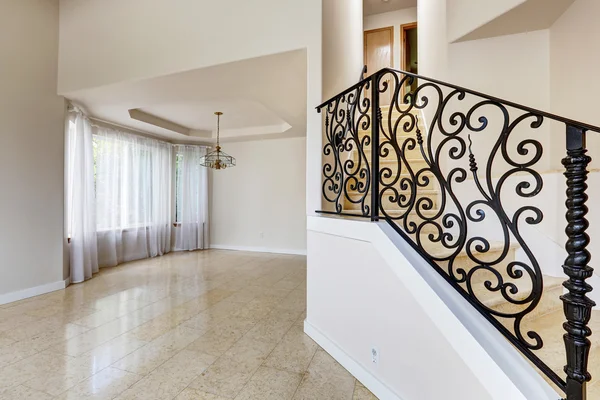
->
xmin=140 ymin=100 xmax=286 ymax=132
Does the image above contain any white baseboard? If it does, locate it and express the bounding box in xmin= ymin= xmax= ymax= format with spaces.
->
xmin=0 ymin=277 xmax=70 ymax=306
xmin=209 ymin=244 xmax=307 ymax=256
xmin=304 ymin=320 xmax=403 ymax=400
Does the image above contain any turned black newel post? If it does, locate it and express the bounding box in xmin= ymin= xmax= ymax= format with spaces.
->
xmin=370 ymin=72 xmax=380 ymax=221
xmin=562 ymin=124 xmax=596 ymax=400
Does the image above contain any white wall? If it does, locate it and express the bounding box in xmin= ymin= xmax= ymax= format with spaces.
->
xmin=363 ymin=8 xmax=418 ymax=70
xmin=550 ymin=0 xmax=600 ymax=171
xmin=210 ymin=137 xmax=307 ymax=254
xmin=447 ymin=0 xmax=524 ymax=42
xmin=0 ymin=0 xmax=66 ymax=298
xmin=58 ymin=0 xmax=320 ymax=94
xmin=307 ymin=216 xmax=555 ymax=400
xmin=419 ymin=0 xmax=550 ymax=109
xmin=58 ymin=0 xmax=323 ymax=217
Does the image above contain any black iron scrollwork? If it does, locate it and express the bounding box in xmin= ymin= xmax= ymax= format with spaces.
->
xmin=372 ymin=69 xmax=548 ymax=355
xmin=317 ymin=68 xmax=599 ymax=396
xmin=321 ymin=79 xmax=372 ymax=216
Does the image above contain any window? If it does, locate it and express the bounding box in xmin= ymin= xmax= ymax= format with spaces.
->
xmin=93 ymin=130 xmax=172 ymax=231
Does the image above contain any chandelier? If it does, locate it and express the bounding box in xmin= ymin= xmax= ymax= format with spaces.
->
xmin=200 ymin=111 xmax=236 ymax=170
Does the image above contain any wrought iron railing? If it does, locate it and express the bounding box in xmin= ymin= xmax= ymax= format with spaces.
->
xmin=316 ymin=68 xmax=598 ymax=400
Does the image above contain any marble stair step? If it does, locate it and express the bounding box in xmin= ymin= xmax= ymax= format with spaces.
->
xmin=523 ymin=308 xmax=600 ymax=392
xmin=349 ymin=153 xmax=431 ymax=171
xmin=359 ymin=144 xmax=428 ymax=158
xmin=344 ymin=188 xmax=441 ymax=211
xmin=422 ymin=240 xmax=528 ymax=286
xmin=357 ymin=124 xmax=426 ymax=140
xmin=483 ymin=275 xmax=564 ymax=320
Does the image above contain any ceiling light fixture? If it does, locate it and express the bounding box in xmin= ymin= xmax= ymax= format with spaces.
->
xmin=200 ymin=112 xmax=236 ymax=170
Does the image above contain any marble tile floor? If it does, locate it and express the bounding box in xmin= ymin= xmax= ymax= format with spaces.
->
xmin=0 ymin=250 xmax=378 ymax=400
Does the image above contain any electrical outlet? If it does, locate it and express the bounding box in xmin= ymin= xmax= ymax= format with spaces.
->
xmin=259 ymin=232 xmax=264 ymax=239
xmin=371 ymin=347 xmax=379 ymax=364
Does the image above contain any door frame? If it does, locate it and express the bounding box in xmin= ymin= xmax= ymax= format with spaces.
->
xmin=363 ymin=26 xmax=394 ymax=77
xmin=400 ymin=22 xmax=418 ymax=73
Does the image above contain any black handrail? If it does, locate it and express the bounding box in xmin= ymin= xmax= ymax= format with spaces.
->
xmin=317 ymin=67 xmax=600 ymax=134
xmin=316 ymin=68 xmax=595 ymax=400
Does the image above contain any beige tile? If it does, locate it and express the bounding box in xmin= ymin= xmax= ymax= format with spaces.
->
xmin=182 ymin=311 xmax=224 ymax=333
xmin=0 ymin=385 xmax=53 ymax=400
xmin=243 ymin=312 xmax=297 ymax=344
xmin=292 ymin=350 xmax=356 ymax=400
xmin=21 ymin=323 xmax=90 ymax=352
xmin=272 ymin=279 xmax=303 ymax=291
xmin=264 ymin=325 xmax=318 ymax=373
xmin=55 ymin=367 xmax=142 ymax=400
xmin=0 ymin=313 xmax=39 ymax=333
xmin=0 ymin=251 xmax=308 ymax=400
xmin=186 ymin=326 xmax=246 ymax=357
xmin=11 ymin=350 xmax=76 ymax=375
xmin=224 ymin=288 xmax=261 ymax=304
xmin=0 ymin=340 xmax=39 ymax=368
xmin=0 ymin=363 xmax=40 ymax=393
xmin=277 ymin=290 xmax=307 ymax=311
xmin=114 ymin=376 xmax=185 ymax=400
xmin=23 ymin=336 xmax=148 ymax=395
xmin=111 ymin=326 xmax=199 ymax=376
xmin=4 ymin=317 xmax=84 ymax=342
xmin=223 ymin=336 xmax=277 ymax=366
xmin=111 ymin=344 xmax=172 ymax=376
xmin=353 ymin=381 xmax=379 ymax=400
xmin=127 ymin=315 xmax=186 ymax=342
xmin=230 ymin=300 xmax=278 ymax=322
xmin=79 ymin=333 xmax=149 ymax=373
xmin=235 ymin=367 xmax=302 ymax=400
xmin=294 ymin=311 xmax=307 ymax=326
xmin=188 ymin=356 xmax=258 ymax=398
xmin=115 ymin=348 xmax=217 ymax=400
xmin=188 ymin=336 xmax=276 ymax=398
xmin=0 ymin=334 xmax=15 ymax=349
xmin=149 ymin=348 xmax=217 ymax=387
xmin=150 ymin=325 xmax=203 ymax=352
xmin=49 ymin=316 xmax=142 ymax=357
xmin=175 ymin=388 xmax=231 ymax=400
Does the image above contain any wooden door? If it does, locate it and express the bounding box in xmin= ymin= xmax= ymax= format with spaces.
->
xmin=401 ymin=22 xmax=418 ymax=98
xmin=364 ymin=27 xmax=394 ymax=105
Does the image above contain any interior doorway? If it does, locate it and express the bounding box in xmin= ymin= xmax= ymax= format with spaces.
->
xmin=401 ymin=22 xmax=418 ymax=94
xmin=364 ymin=26 xmax=393 ymax=104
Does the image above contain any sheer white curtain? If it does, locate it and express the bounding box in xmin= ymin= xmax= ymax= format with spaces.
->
xmin=94 ymin=127 xmax=172 ymax=267
xmin=174 ymin=145 xmax=209 ymax=251
xmin=67 ymin=107 xmax=99 ymax=283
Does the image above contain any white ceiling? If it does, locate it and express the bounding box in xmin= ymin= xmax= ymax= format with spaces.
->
xmin=140 ymin=100 xmax=284 ymax=132
xmin=363 ymin=0 xmax=418 ymax=16
xmin=64 ymin=49 xmax=307 ymax=144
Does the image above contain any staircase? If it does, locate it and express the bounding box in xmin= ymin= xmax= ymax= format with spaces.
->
xmin=317 ymin=68 xmax=600 ymax=400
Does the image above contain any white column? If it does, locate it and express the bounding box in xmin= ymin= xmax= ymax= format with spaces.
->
xmin=418 ymin=0 xmax=448 ymax=80
xmin=322 ymin=0 xmax=364 ymax=101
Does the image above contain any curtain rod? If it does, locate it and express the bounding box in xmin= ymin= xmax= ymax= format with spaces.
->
xmin=87 ymin=117 xmax=211 ymax=148
xmin=88 ymin=116 xmax=167 ymax=140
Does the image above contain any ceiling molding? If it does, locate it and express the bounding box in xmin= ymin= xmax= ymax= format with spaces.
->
xmin=128 ymin=108 xmax=192 ymax=135
xmin=65 ymin=49 xmax=307 ymax=144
